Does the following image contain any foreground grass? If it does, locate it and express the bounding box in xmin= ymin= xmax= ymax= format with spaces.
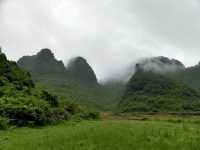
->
xmin=1 ymin=118 xmax=200 ymax=150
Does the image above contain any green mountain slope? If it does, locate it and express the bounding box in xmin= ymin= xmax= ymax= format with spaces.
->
xmin=67 ymin=57 xmax=98 ymax=86
xmin=139 ymin=57 xmax=200 ymax=91
xmin=0 ymin=52 xmax=81 ymax=127
xmin=119 ymin=57 xmax=200 ymax=113
xmin=18 ymin=49 xmax=122 ymax=110
xmin=172 ymin=64 xmax=200 ymax=90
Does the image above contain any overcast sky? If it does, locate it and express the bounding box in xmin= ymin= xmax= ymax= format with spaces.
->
xmin=0 ymin=0 xmax=200 ymax=81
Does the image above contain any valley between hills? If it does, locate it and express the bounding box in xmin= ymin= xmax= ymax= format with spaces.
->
xmin=1 ymin=49 xmax=200 ymax=150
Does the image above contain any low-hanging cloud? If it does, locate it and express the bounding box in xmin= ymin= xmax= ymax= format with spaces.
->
xmin=136 ymin=56 xmax=185 ymax=75
xmin=0 ymin=0 xmax=200 ymax=81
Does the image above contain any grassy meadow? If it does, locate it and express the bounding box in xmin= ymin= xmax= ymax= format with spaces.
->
xmin=1 ymin=115 xmax=200 ymax=150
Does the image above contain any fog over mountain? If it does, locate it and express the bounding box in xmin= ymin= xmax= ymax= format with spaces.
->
xmin=0 ymin=0 xmax=200 ymax=81
xmin=135 ymin=57 xmax=185 ymax=74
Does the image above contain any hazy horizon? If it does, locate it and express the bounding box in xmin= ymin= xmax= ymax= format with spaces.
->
xmin=1 ymin=0 xmax=200 ymax=80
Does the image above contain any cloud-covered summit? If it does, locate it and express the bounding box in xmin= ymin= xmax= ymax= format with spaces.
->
xmin=135 ymin=56 xmax=185 ymax=76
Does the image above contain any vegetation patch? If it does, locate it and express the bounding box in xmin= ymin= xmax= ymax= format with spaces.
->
xmin=1 ymin=119 xmax=200 ymax=150
xmin=120 ymin=71 xmax=200 ymax=113
xmin=0 ymin=53 xmax=98 ymax=129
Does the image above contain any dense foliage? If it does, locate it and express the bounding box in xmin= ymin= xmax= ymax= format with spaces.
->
xmin=120 ymin=71 xmax=200 ymax=112
xmin=0 ymin=53 xmax=98 ymax=128
xmin=34 ymin=74 xmax=124 ymax=111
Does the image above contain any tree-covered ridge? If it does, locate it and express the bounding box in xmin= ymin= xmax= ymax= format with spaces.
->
xmin=119 ymin=61 xmax=200 ymax=113
xmin=0 ymin=53 xmax=34 ymax=88
xmin=135 ymin=56 xmax=200 ymax=91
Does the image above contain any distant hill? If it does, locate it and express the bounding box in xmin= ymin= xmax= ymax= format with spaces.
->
xmin=119 ymin=57 xmax=200 ymax=113
xmin=137 ymin=56 xmax=200 ymax=91
xmin=67 ymin=57 xmax=98 ymax=86
xmin=18 ymin=49 xmax=98 ymax=86
xmin=17 ymin=49 xmax=121 ymax=110
xmin=18 ymin=48 xmax=66 ymax=75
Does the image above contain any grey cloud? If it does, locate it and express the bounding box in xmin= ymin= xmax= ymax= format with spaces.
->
xmin=0 ymin=0 xmax=200 ymax=81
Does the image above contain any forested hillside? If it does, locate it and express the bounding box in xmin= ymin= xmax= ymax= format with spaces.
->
xmin=172 ymin=63 xmax=200 ymax=90
xmin=18 ymin=49 xmax=123 ymax=110
xmin=0 ymin=52 xmax=88 ymax=128
xmin=119 ymin=57 xmax=200 ymax=113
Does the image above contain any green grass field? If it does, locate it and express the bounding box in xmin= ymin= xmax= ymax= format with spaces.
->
xmin=1 ymin=117 xmax=200 ymax=150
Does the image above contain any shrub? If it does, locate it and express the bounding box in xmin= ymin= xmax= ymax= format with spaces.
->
xmin=65 ymin=103 xmax=80 ymax=115
xmin=0 ymin=105 xmax=50 ymax=126
xmin=0 ymin=117 xmax=9 ymax=130
xmin=41 ymin=90 xmax=59 ymax=107
xmin=48 ymin=108 xmax=66 ymax=124
xmin=80 ymin=110 xmax=100 ymax=120
xmin=0 ymin=96 xmax=52 ymax=126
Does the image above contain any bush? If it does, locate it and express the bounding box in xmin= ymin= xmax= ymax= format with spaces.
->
xmin=80 ymin=110 xmax=100 ymax=120
xmin=41 ymin=90 xmax=59 ymax=107
xmin=0 ymin=117 xmax=9 ymax=130
xmin=65 ymin=103 xmax=80 ymax=115
xmin=0 ymin=96 xmax=52 ymax=126
xmin=1 ymin=105 xmax=50 ymax=126
xmin=0 ymin=94 xmax=84 ymax=127
xmin=48 ymin=108 xmax=66 ymax=124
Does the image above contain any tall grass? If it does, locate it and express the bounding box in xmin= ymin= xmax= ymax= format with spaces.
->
xmin=1 ymin=119 xmax=200 ymax=150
